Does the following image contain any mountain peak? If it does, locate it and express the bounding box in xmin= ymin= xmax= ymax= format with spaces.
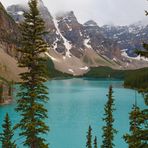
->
xmin=66 ymin=11 xmax=74 ymax=16
xmin=55 ymin=11 xmax=79 ymax=25
xmin=55 ymin=11 xmax=75 ymax=19
xmin=84 ymin=20 xmax=98 ymax=27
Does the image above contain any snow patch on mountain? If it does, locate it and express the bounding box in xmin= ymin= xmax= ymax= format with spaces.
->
xmin=79 ymin=31 xmax=83 ymax=37
xmin=45 ymin=52 xmax=59 ymax=62
xmin=17 ymin=11 xmax=24 ymax=15
xmin=53 ymin=17 xmax=72 ymax=57
xmin=113 ymin=58 xmax=117 ymax=62
xmin=79 ymin=66 xmax=89 ymax=70
xmin=52 ymin=38 xmax=59 ymax=51
xmin=84 ymin=39 xmax=92 ymax=49
xmin=121 ymin=49 xmax=148 ymax=61
xmin=68 ymin=69 xmax=74 ymax=73
xmin=66 ymin=23 xmax=72 ymax=31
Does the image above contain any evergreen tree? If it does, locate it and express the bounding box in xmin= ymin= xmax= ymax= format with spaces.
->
xmin=133 ymin=7 xmax=148 ymax=145
xmin=136 ymin=43 xmax=148 ymax=58
xmin=94 ymin=136 xmax=98 ymax=148
xmin=86 ymin=125 xmax=92 ymax=148
xmin=136 ymin=42 xmax=148 ymax=105
xmin=0 ymin=113 xmax=16 ymax=148
xmin=101 ymin=85 xmax=117 ymax=148
xmin=124 ymin=103 xmax=148 ymax=147
xmin=15 ymin=0 xmax=49 ymax=147
xmin=123 ymin=105 xmax=143 ymax=147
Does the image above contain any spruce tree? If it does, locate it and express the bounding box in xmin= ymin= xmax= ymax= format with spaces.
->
xmin=0 ymin=113 xmax=16 ymax=148
xmin=86 ymin=125 xmax=92 ymax=148
xmin=136 ymin=42 xmax=148 ymax=105
xmin=101 ymin=85 xmax=117 ymax=148
xmin=134 ymin=9 xmax=148 ymax=145
xmin=15 ymin=0 xmax=49 ymax=147
xmin=94 ymin=136 xmax=98 ymax=148
xmin=123 ymin=105 xmax=143 ymax=147
xmin=124 ymin=103 xmax=148 ymax=147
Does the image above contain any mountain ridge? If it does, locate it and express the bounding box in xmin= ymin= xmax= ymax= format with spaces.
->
xmin=0 ymin=1 xmax=147 ymax=80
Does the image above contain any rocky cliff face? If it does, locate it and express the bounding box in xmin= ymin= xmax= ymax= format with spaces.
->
xmin=83 ymin=20 xmax=122 ymax=59
xmin=0 ymin=2 xmax=25 ymax=81
xmin=0 ymin=3 xmax=18 ymax=41
xmin=0 ymin=2 xmax=20 ymax=57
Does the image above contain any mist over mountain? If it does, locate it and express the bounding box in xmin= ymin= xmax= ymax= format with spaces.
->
xmin=1 ymin=0 xmax=148 ymax=26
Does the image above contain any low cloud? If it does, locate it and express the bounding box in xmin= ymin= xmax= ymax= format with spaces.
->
xmin=1 ymin=0 xmax=147 ymax=26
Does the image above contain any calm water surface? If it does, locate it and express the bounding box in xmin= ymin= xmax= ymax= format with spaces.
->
xmin=0 ymin=78 xmax=146 ymax=148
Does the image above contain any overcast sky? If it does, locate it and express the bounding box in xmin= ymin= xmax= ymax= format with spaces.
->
xmin=1 ymin=0 xmax=148 ymax=26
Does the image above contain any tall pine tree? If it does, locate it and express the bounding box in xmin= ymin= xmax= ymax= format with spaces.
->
xmin=136 ymin=2 xmax=148 ymax=105
xmin=101 ymin=85 xmax=117 ymax=148
xmin=86 ymin=125 xmax=92 ymax=148
xmin=123 ymin=105 xmax=143 ymax=147
xmin=0 ymin=113 xmax=16 ymax=148
xmin=15 ymin=0 xmax=49 ymax=147
xmin=94 ymin=136 xmax=98 ymax=148
xmin=136 ymin=42 xmax=148 ymax=105
xmin=124 ymin=101 xmax=148 ymax=147
xmin=132 ymin=6 xmax=148 ymax=145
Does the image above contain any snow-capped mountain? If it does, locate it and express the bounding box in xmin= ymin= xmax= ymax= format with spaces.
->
xmin=101 ymin=21 xmax=148 ymax=57
xmin=6 ymin=1 xmax=125 ymax=75
xmin=0 ymin=0 xmax=147 ymax=76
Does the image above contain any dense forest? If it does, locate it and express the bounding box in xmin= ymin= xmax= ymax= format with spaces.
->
xmin=84 ymin=66 xmax=148 ymax=89
xmin=124 ymin=68 xmax=148 ymax=89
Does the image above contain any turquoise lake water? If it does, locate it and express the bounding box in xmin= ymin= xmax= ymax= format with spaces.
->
xmin=0 ymin=78 xmax=146 ymax=148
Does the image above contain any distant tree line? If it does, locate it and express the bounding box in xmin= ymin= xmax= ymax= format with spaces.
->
xmin=124 ymin=68 xmax=148 ymax=89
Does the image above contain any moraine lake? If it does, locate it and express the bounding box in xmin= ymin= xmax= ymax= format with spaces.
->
xmin=0 ymin=78 xmax=146 ymax=148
